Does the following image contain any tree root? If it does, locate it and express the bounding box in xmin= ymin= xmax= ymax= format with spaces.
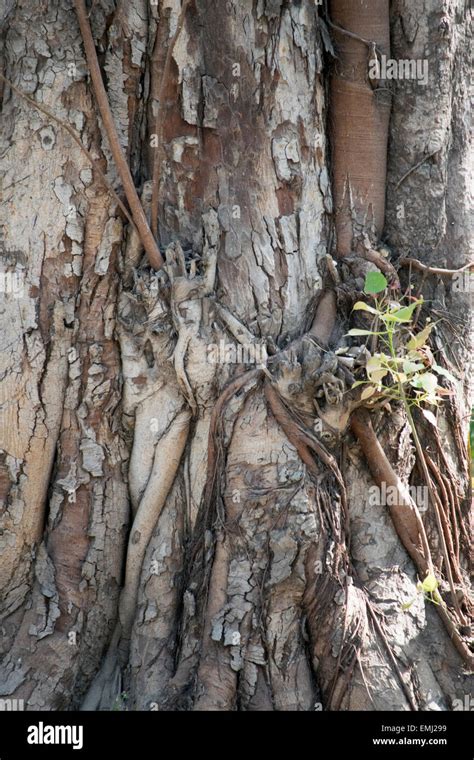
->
xmin=81 ymin=408 xmax=191 ymax=709
xmin=74 ymin=0 xmax=163 ymax=269
xmin=166 ymin=369 xmax=263 ymax=706
xmin=118 ymin=408 xmax=191 ymax=637
xmin=264 ymin=381 xmax=348 ymax=543
xmin=193 ymin=530 xmax=236 ymax=710
xmin=398 ymin=258 xmax=474 ymax=277
xmin=351 ymin=409 xmax=432 ymax=573
xmin=351 ymin=409 xmax=474 ymax=670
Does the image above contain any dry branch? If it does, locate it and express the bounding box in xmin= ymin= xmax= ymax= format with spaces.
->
xmin=398 ymin=258 xmax=474 ymax=277
xmin=74 ymin=0 xmax=163 ymax=269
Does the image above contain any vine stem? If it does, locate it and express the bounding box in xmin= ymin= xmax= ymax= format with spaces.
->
xmin=403 ymin=398 xmax=467 ymax=625
xmin=74 ymin=0 xmax=164 ymax=270
xmin=387 ymin=327 xmax=467 ymax=625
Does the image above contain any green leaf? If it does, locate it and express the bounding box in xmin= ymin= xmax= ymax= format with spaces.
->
xmin=361 ymin=386 xmax=376 ymax=400
xmin=366 ymin=355 xmax=383 ymax=370
xmin=412 ymin=372 xmax=438 ymax=393
xmin=385 ymin=300 xmax=423 ymax=323
xmin=407 ymin=323 xmax=434 ymax=350
xmin=421 ymin=574 xmax=438 ymax=594
xmin=353 ymin=301 xmax=380 ymax=315
xmin=346 ymin=328 xmax=376 ymax=336
xmin=403 ymin=360 xmax=425 ymax=375
xmin=370 ymin=369 xmax=388 ymax=383
xmin=432 ymin=364 xmax=457 ymax=384
xmin=364 ymin=271 xmax=388 ymax=294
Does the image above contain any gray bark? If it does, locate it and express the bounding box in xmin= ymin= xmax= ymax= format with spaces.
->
xmin=0 ymin=0 xmax=472 ymax=711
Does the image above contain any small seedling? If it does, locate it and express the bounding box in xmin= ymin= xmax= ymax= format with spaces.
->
xmin=401 ymin=573 xmax=443 ymax=611
xmin=347 ymin=271 xmax=455 ymax=414
xmin=348 ymin=271 xmax=460 ymax=612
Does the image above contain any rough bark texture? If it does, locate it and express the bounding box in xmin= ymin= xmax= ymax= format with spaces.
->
xmin=0 ymin=0 xmax=472 ymax=711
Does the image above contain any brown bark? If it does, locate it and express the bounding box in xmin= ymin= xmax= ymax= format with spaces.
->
xmin=0 ymin=0 xmax=472 ymax=712
xmin=329 ymin=0 xmax=391 ymax=254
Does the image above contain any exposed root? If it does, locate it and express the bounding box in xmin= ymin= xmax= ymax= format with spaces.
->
xmin=351 ymin=409 xmax=474 ymax=670
xmin=166 ymin=370 xmax=263 ymax=706
xmin=119 ymin=408 xmax=191 ymax=637
xmin=166 ymin=223 xmax=218 ymax=415
xmin=213 ymin=302 xmax=269 ymax=356
xmin=193 ymin=530 xmax=236 ymax=710
xmin=398 ymin=258 xmax=474 ymax=277
xmin=74 ymin=0 xmax=163 ymax=269
xmin=365 ymin=601 xmax=418 ymax=711
xmin=309 ymin=290 xmax=337 ymax=344
xmin=424 ymin=454 xmax=462 ymax=584
xmin=351 ymin=409 xmax=432 ymax=574
xmin=395 ymin=151 xmax=440 ymax=190
xmin=202 ymin=369 xmax=264 ymax=523
xmin=81 ymin=408 xmax=191 ymax=709
xmin=264 ymin=381 xmax=348 ymax=541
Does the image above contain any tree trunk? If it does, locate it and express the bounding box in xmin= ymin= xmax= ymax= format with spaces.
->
xmin=0 ymin=0 xmax=472 ymax=711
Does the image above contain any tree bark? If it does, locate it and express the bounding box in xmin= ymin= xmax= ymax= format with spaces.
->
xmin=0 ymin=0 xmax=472 ymax=711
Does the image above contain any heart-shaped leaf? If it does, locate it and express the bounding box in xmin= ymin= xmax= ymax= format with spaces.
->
xmin=364 ymin=271 xmax=388 ymax=294
xmin=411 ymin=372 xmax=438 ymax=393
xmin=403 ymin=360 xmax=425 ymax=375
xmin=432 ymin=364 xmax=457 ymax=384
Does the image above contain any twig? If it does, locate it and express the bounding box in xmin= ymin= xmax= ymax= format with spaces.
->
xmin=399 ymin=258 xmax=474 ymax=277
xmin=395 ymin=151 xmax=439 ymax=190
xmin=74 ymin=0 xmax=163 ymax=269
xmin=0 ymin=72 xmax=134 ymax=229
xmin=324 ymin=15 xmax=380 ymax=53
xmin=150 ymin=0 xmax=192 ymax=241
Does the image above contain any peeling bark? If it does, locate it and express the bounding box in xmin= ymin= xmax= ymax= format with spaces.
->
xmin=1 ymin=0 xmax=472 ymax=712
